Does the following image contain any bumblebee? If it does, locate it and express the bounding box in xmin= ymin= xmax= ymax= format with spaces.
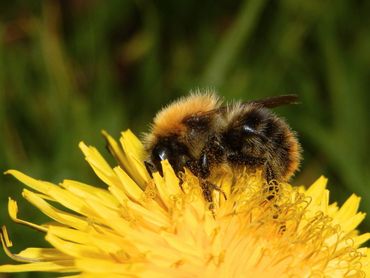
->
xmin=143 ymin=91 xmax=301 ymax=201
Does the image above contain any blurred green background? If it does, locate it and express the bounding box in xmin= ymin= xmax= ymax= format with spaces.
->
xmin=0 ymin=0 xmax=369 ymax=277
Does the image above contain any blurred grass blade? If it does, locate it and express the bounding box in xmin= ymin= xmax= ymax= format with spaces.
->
xmin=202 ymin=0 xmax=267 ymax=87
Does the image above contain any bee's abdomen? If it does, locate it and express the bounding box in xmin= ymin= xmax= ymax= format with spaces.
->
xmin=263 ymin=118 xmax=301 ymax=181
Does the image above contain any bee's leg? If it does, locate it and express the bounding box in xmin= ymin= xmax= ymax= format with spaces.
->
xmin=205 ymin=180 xmax=227 ymax=200
xmin=200 ymin=180 xmax=213 ymax=203
xmin=185 ymin=159 xmax=202 ymax=177
xmin=183 ymin=159 xmax=209 ymax=200
xmin=227 ymin=153 xmax=266 ymax=166
xmin=144 ymin=161 xmax=158 ymax=177
xmin=184 ymin=135 xmax=224 ymax=179
xmin=265 ymin=163 xmax=286 ymax=233
xmin=200 ymin=180 xmax=227 ymax=211
xmin=265 ymin=163 xmax=276 ymax=181
xmin=264 ymin=163 xmax=279 ymax=200
xmin=198 ymin=135 xmax=225 ymax=176
xmin=193 ymin=136 xmax=227 ymax=205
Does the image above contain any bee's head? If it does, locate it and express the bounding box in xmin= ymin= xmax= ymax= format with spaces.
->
xmin=146 ymin=136 xmax=191 ymax=175
xmin=143 ymin=92 xmax=221 ymax=175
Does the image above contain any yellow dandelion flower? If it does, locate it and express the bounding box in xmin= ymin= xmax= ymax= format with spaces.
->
xmin=0 ymin=130 xmax=369 ymax=277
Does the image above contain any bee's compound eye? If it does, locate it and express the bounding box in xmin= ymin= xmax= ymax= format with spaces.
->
xmin=152 ymin=145 xmax=171 ymax=161
xmin=150 ymin=138 xmax=191 ymax=174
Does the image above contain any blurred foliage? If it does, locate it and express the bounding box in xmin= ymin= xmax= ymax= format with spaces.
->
xmin=0 ymin=0 xmax=369 ymax=276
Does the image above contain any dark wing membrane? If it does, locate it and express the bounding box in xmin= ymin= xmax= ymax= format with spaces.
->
xmin=246 ymin=94 xmax=299 ymax=108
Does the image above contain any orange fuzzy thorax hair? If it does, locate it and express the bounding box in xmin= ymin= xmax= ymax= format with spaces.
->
xmin=144 ymin=92 xmax=221 ymax=148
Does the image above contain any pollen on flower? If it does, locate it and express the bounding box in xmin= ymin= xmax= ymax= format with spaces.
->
xmin=0 ymin=130 xmax=369 ymax=277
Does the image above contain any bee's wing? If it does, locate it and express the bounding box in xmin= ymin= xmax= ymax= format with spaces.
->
xmin=245 ymin=94 xmax=299 ymax=108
